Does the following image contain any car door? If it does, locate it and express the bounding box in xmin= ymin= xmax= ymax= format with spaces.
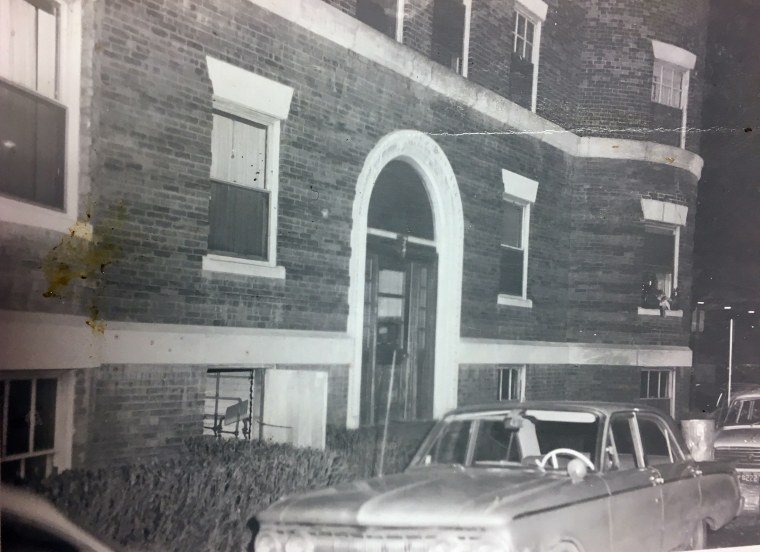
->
xmin=602 ymin=412 xmax=663 ymax=552
xmin=637 ymin=413 xmax=702 ymax=552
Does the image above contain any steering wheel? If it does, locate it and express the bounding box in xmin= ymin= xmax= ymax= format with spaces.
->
xmin=538 ymin=448 xmax=595 ymax=471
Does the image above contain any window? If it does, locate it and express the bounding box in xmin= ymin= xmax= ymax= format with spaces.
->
xmin=356 ymin=0 xmax=403 ymax=41
xmin=640 ymin=369 xmax=671 ymax=400
xmin=431 ymin=0 xmax=467 ymax=75
xmin=605 ymin=415 xmax=641 ymax=471
xmin=500 ymin=201 xmax=526 ymax=296
xmin=203 ymin=57 xmax=293 ymax=279
xmin=509 ymin=0 xmax=547 ymax=113
xmin=0 ymin=0 xmax=80 ymax=231
xmin=637 ymin=416 xmax=681 ymax=467
xmin=498 ymin=169 xmax=538 ymax=307
xmin=1 ymin=377 xmax=58 ymax=483
xmin=650 ymin=40 xmax=696 ymax=149
xmin=513 ymin=10 xmax=535 ymax=61
xmin=642 ymin=224 xmax=677 ymax=301
xmin=497 ymin=366 xmax=525 ymax=401
xmin=651 ymin=61 xmax=685 ymax=109
xmin=208 ymin=113 xmax=270 ymax=260
xmin=639 ymin=199 xmax=687 ymax=315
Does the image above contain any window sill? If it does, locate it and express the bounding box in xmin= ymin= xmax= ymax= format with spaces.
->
xmin=202 ymin=254 xmax=286 ymax=279
xmin=0 ymin=196 xmax=78 ymax=234
xmin=497 ymin=295 xmax=533 ymax=308
xmin=638 ymin=307 xmax=683 ymax=318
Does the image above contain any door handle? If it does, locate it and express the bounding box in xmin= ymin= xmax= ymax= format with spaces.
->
xmin=649 ymin=474 xmax=664 ymax=485
xmin=690 ymin=467 xmax=703 ymax=477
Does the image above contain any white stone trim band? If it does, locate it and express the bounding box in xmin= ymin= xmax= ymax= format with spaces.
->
xmin=247 ymin=0 xmax=704 ymax=178
xmin=459 ymin=337 xmax=692 ymax=367
xmin=0 ymin=311 xmax=691 ymax=371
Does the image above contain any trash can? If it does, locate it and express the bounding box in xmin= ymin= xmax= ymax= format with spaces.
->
xmin=681 ymin=418 xmax=716 ymax=461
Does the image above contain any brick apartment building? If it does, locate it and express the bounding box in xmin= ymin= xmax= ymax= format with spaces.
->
xmin=0 ymin=0 xmax=708 ymax=478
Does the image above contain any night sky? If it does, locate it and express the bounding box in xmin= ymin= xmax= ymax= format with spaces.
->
xmin=696 ymin=0 xmax=760 ymax=307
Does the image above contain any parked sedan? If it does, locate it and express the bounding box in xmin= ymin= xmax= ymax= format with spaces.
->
xmin=253 ymin=401 xmax=740 ymax=552
xmin=714 ymin=388 xmax=760 ymax=513
xmin=0 ymin=485 xmax=117 ymax=552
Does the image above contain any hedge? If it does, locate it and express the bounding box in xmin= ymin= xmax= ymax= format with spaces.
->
xmin=31 ymin=424 xmax=433 ymax=552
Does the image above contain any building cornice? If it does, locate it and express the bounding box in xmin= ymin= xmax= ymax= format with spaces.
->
xmin=247 ymin=0 xmax=703 ymax=179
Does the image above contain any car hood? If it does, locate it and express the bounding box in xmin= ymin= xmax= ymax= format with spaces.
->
xmin=715 ymin=426 xmax=760 ymax=448
xmin=257 ymin=466 xmax=602 ymax=528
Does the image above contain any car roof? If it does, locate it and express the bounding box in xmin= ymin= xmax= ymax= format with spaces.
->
xmin=447 ymin=400 xmax=668 ymax=418
xmin=0 ymin=485 xmax=115 ymax=552
xmin=729 ymin=387 xmax=760 ymax=401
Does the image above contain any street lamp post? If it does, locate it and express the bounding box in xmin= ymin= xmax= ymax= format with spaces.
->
xmin=728 ymin=316 xmax=734 ymax=406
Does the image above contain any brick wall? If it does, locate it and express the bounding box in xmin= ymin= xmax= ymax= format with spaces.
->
xmin=566 ymin=158 xmax=698 ymax=346
xmin=457 ymin=364 xmax=500 ymax=406
xmin=467 ymin=0 xmax=513 ymax=99
xmin=73 ymin=365 xmax=205 ymax=467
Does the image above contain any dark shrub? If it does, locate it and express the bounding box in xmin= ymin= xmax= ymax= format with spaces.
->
xmin=32 ymin=423 xmax=433 ymax=552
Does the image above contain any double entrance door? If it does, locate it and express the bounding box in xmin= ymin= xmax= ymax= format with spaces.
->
xmin=360 ymin=235 xmax=437 ymax=425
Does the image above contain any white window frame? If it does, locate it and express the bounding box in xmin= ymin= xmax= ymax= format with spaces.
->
xmin=0 ymin=0 xmax=82 ymax=234
xmin=497 ymin=365 xmax=526 ymax=401
xmin=651 ymin=40 xmax=696 ymax=149
xmin=640 ymin=368 xmax=675 ymax=418
xmin=0 ymin=370 xmax=74 ymax=480
xmin=203 ymin=56 xmax=293 ymax=280
xmin=498 ymin=168 xmax=538 ymax=308
xmin=638 ymin=198 xmax=687 ymax=318
xmin=513 ymin=0 xmax=547 ymax=113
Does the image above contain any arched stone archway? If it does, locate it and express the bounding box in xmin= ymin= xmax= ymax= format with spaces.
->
xmin=346 ymin=130 xmax=464 ymax=428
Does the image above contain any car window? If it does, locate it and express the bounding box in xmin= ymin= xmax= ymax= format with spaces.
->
xmin=472 ymin=420 xmax=521 ymax=463
xmin=606 ymin=415 xmax=641 ymax=471
xmin=737 ymin=399 xmax=760 ymax=425
xmin=638 ymin=416 xmax=673 ymax=466
xmin=1 ymin=516 xmax=81 ymax=552
xmin=429 ymin=420 xmax=472 ymax=464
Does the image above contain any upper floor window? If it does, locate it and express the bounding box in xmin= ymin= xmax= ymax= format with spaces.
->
xmin=651 ymin=61 xmax=685 ymax=109
xmin=431 ymin=0 xmax=468 ymax=75
xmin=638 ymin=199 xmax=687 ymax=316
xmin=509 ymin=0 xmax=547 ymax=113
xmin=650 ymin=40 xmax=696 ymax=149
xmin=0 ymin=0 xmax=80 ymax=229
xmin=356 ymin=0 xmax=403 ymax=41
xmin=498 ymin=169 xmax=538 ymax=308
xmin=203 ymin=57 xmax=293 ymax=279
xmin=513 ymin=10 xmax=535 ymax=61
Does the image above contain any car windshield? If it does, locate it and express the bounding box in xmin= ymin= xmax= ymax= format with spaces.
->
xmin=723 ymin=398 xmax=760 ymax=426
xmin=414 ymin=408 xmax=600 ymax=470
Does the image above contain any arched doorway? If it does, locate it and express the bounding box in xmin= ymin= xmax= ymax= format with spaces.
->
xmin=361 ymin=161 xmax=437 ymax=424
xmin=346 ymin=131 xmax=464 ymax=428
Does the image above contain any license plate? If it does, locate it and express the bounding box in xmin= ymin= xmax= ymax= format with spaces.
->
xmin=739 ymin=473 xmax=760 ymax=484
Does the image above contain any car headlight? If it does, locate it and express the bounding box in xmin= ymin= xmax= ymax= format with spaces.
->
xmin=255 ymin=532 xmax=283 ymax=552
xmin=284 ymin=532 xmax=314 ymax=552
